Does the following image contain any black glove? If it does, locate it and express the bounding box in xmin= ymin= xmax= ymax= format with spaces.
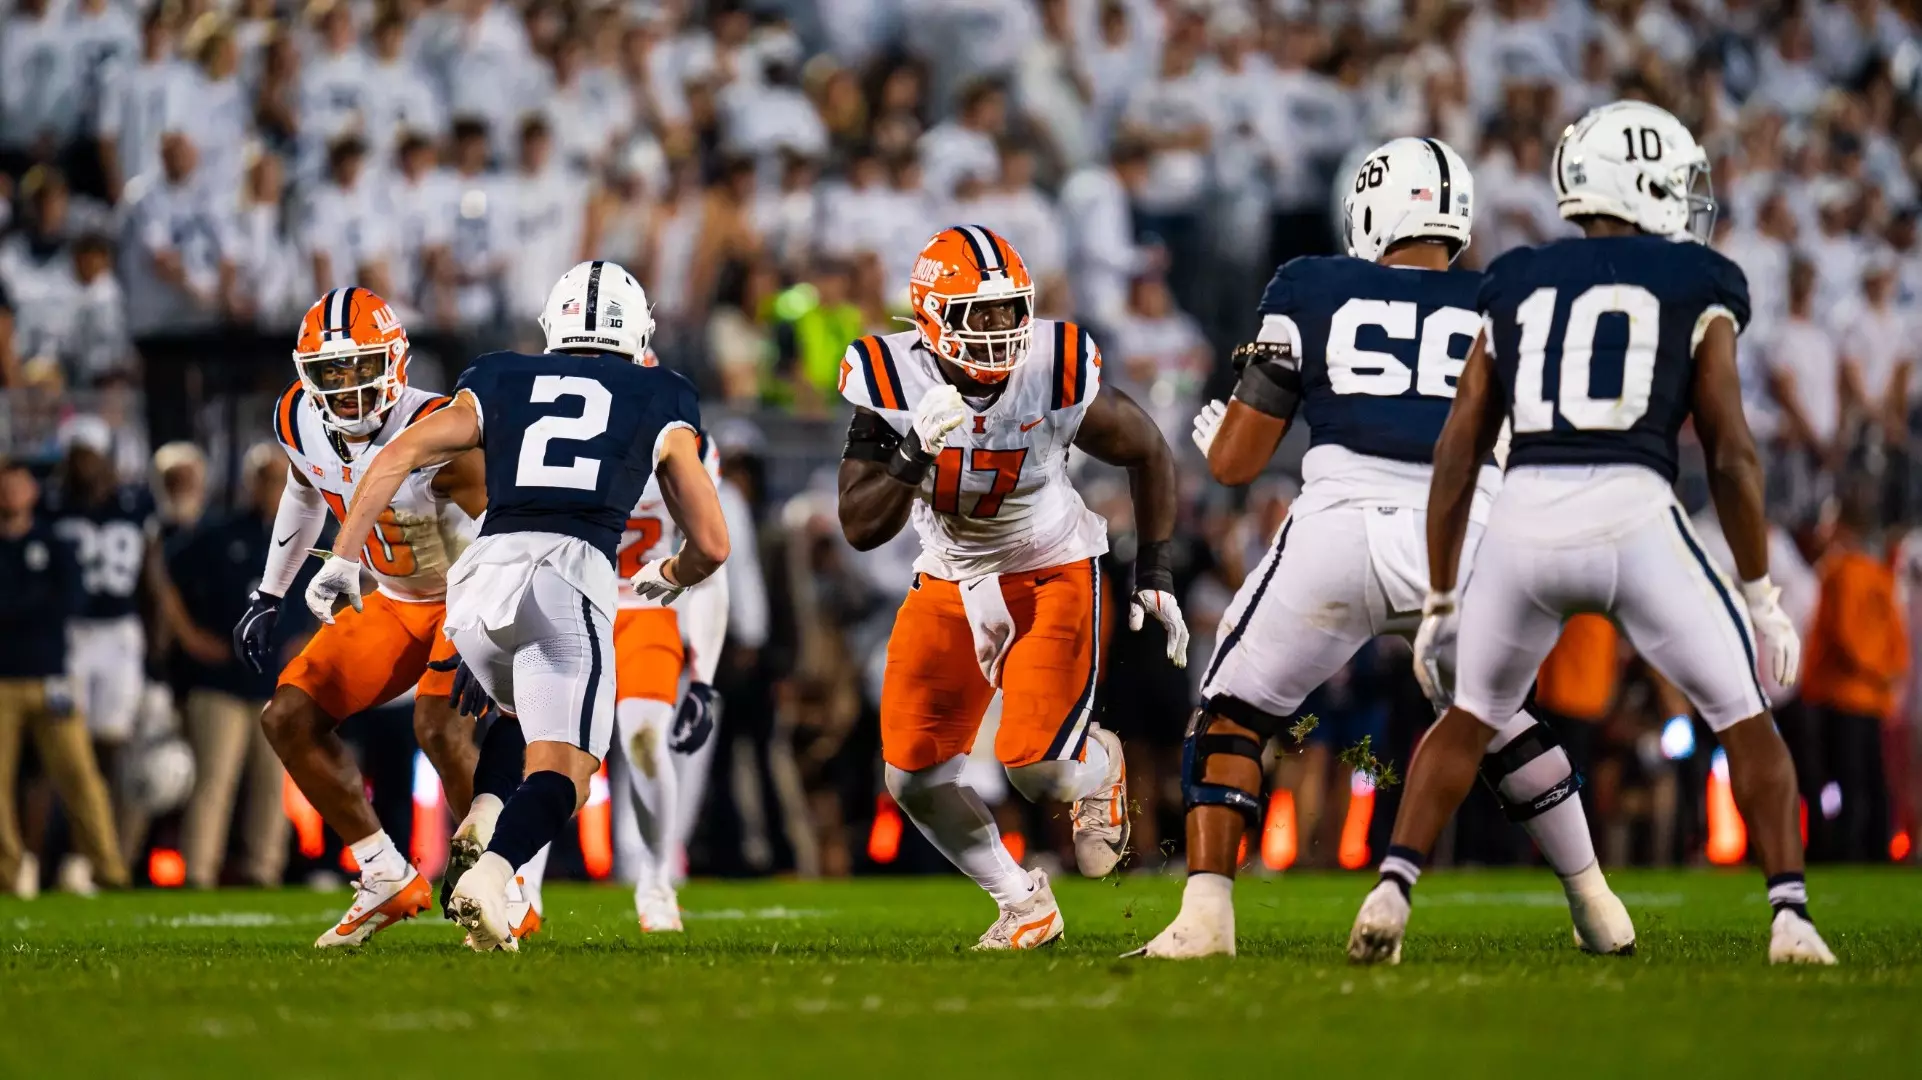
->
xmin=232 ymin=591 xmax=281 ymax=674
xmin=427 ymin=655 xmax=492 ymax=719
xmin=670 ymin=683 xmax=722 ymax=753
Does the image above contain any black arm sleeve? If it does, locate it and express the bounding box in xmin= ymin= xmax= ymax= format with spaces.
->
xmin=843 ymin=407 xmax=903 ymax=463
xmin=1229 ymin=341 xmax=1302 ymax=419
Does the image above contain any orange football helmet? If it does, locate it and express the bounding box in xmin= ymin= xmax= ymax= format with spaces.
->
xmin=294 ymin=286 xmax=410 ymax=436
xmin=908 ymin=225 xmax=1034 ymax=382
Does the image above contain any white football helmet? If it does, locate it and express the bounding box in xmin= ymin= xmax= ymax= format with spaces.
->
xmin=1554 ymin=100 xmax=1714 ymax=242
xmin=1343 ymin=137 xmax=1475 ymax=263
xmin=539 ymin=260 xmax=656 ymax=360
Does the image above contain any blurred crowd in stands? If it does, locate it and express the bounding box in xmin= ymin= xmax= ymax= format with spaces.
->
xmin=3 ymin=0 xmax=1922 ymax=895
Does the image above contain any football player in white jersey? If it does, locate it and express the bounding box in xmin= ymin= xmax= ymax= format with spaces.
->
xmin=1135 ymin=139 xmax=1632 ymax=960
xmin=231 ymin=287 xmax=485 ymax=948
xmin=479 ymin=430 xmax=730 ymax=939
xmin=837 ymin=224 xmax=1187 ymax=948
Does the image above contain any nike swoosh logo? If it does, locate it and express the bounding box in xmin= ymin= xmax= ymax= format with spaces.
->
xmin=1020 ymin=418 xmax=1045 ymax=432
xmin=275 ymin=533 xmax=297 ymax=547
xmin=966 ymin=578 xmax=990 ymax=591
xmin=1035 ymin=574 xmax=1062 ymax=585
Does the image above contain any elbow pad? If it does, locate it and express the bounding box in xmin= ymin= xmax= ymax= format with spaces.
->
xmin=843 ymin=408 xmax=932 ymax=484
xmin=1229 ymin=341 xmax=1302 ymax=419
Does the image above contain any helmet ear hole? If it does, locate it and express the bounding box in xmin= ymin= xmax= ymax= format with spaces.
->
xmin=1364 ymin=206 xmax=1373 ymax=235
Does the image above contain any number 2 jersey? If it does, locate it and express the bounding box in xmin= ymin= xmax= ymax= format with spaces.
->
xmin=1254 ymin=255 xmax=1499 ymax=516
xmin=838 ymin=323 xmax=1109 ymax=580
xmin=455 ymin=350 xmax=701 ymax=565
xmin=1479 ymin=235 xmax=1750 ymax=481
xmin=271 ymin=381 xmax=476 ymax=602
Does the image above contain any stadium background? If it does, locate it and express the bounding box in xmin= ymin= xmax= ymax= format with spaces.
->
xmin=1 ymin=0 xmax=1919 ymax=898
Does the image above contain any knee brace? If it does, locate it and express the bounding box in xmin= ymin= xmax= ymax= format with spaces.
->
xmin=1182 ymin=695 xmax=1281 ymax=828
xmin=1479 ymin=719 xmax=1580 ymax=822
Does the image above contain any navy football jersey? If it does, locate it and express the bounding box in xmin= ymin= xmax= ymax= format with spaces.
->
xmin=1479 ymin=235 xmax=1750 ymax=480
xmin=456 ymin=351 xmax=702 ymax=561
xmin=48 ymin=485 xmax=157 ymax=620
xmin=1257 ymin=255 xmax=1484 ymax=464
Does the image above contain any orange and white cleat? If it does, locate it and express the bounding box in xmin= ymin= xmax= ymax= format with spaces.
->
xmin=314 ymin=868 xmax=432 ymax=948
xmin=505 ymin=875 xmax=543 ymax=941
xmin=636 ymin=884 xmax=683 ymax=933
xmin=974 ymin=868 xmax=1064 ymax=950
xmin=1071 ymin=725 xmax=1130 ymax=877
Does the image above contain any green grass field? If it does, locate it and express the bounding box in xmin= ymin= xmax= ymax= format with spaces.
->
xmin=4 ymin=868 xmax=1919 ymax=1077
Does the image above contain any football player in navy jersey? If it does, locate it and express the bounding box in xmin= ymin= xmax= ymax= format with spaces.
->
xmin=307 ymin=260 xmax=729 ymax=950
xmin=1134 ymin=138 xmax=1629 ymax=959
xmin=1351 ymin=102 xmax=1833 ymax=966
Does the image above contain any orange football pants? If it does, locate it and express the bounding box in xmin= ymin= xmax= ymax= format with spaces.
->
xmin=881 ymin=558 xmax=1099 ymax=772
xmin=1534 ymin=614 xmax=1621 ymax=721
xmin=279 ymin=591 xmax=458 ymax=720
xmin=614 ymin=607 xmax=685 ymax=704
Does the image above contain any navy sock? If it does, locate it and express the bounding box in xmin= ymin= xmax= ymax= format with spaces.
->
xmin=1766 ymin=871 xmax=1811 ymax=922
xmin=473 ymin=714 xmax=526 ymax=803
xmin=486 ymin=770 xmax=577 ymax=869
xmin=1378 ymin=844 xmax=1427 ymax=899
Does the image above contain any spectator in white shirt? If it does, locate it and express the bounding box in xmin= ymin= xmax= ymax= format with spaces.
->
xmin=1804 ymin=182 xmax=1868 ymax=314
xmin=96 ymin=5 xmax=183 ymax=204
xmin=1764 ymin=258 xmax=1845 ymax=467
xmin=66 ymin=0 xmax=139 ymax=200
xmin=444 ymin=117 xmax=512 ymax=328
xmin=1059 ymin=137 xmax=1160 ymax=334
xmin=382 ymin=132 xmax=457 ymax=323
xmin=1120 ymin=15 xmax=1214 ymax=312
xmin=751 ymin=151 xmax=820 ymax=273
xmin=13 ymin=233 xmax=130 ymax=389
xmin=874 ymin=154 xmax=942 ymax=302
xmin=1108 ymin=273 xmax=1211 ymax=452
xmin=1082 ymin=0 xmax=1150 ymax=156
xmin=228 ymin=150 xmax=304 ymax=329
xmin=1017 ymin=0 xmax=1095 ymax=172
xmin=1 ymin=0 xmax=81 ymax=172
xmin=301 ymin=135 xmax=395 ymax=299
xmin=918 ymin=79 xmax=1006 ymax=199
xmin=817 ymin=147 xmax=896 ymax=264
xmin=1754 ymin=13 xmax=1829 ymax=119
xmin=541 ymin=34 xmax=630 ymax=176
xmin=967 ymin=145 xmax=1069 ymax=315
xmin=118 ymin=132 xmax=236 ymax=334
xmin=1716 ymin=191 xmax=1796 ymax=340
xmin=506 ymin=115 xmax=589 ymax=325
xmin=363 ymin=12 xmax=446 ymax=166
xmin=1838 ymin=252 xmax=1915 ymax=445
xmin=298 ymin=1 xmax=373 ymax=180
xmin=176 ymin=19 xmax=250 ymax=203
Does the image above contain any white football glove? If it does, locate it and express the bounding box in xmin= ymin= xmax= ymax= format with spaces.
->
xmin=1411 ymin=590 xmax=1460 ymax=707
xmin=912 ymin=384 xmax=968 ymax=454
xmin=1741 ymin=576 xmax=1801 ymax=687
xmin=304 ymin=551 xmax=363 ymax=625
xmin=630 ymin=557 xmax=687 ymax=605
xmin=1129 ymin=589 xmax=1191 ymax=668
xmin=1191 ymin=398 xmax=1227 ymax=457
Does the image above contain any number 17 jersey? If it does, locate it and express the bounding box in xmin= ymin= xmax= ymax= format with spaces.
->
xmin=837 ymin=324 xmax=1109 ymax=580
xmin=1479 ymin=235 xmax=1750 ymax=481
xmin=456 ymin=350 xmax=702 ymax=563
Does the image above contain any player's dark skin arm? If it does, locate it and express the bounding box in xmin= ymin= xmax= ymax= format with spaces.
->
xmin=1425 ymin=331 xmax=1506 ymax=591
xmin=1690 ymin=312 xmax=1803 ymax=878
xmin=1073 ymin=386 xmax=1177 ymax=544
xmin=1207 ymin=400 xmax=1290 ymax=487
xmin=837 ymin=408 xmax=920 ymax=552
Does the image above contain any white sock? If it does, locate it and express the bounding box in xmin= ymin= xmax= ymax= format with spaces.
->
xmin=517 ymin=843 xmax=549 ymax=913
xmin=1183 ymin=871 xmax=1234 ymax=914
xmin=348 ymin=830 xmax=408 ymax=881
xmin=617 ymin=697 xmax=678 ymax=893
xmin=887 ymin=757 xmax=1034 ymax=907
xmin=1004 ymin=734 xmax=1110 ymax=804
xmin=671 ymin=711 xmax=720 ymax=884
xmin=1488 ymin=713 xmax=1598 ymax=879
xmin=461 ymin=793 xmax=504 ymax=844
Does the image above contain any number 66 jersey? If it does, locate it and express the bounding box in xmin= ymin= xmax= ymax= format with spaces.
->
xmin=837 ymin=324 xmax=1109 ymax=581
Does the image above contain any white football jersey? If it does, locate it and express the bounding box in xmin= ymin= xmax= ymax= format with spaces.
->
xmin=272 ymin=382 xmax=476 ymax=602
xmin=838 ymin=323 xmax=1109 ymax=580
xmin=615 ymin=436 xmax=721 ymax=609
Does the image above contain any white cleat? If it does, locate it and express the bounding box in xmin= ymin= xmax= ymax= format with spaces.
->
xmin=1347 ymin=880 xmax=1409 ymax=965
xmin=11 ymin=851 xmax=38 ymax=900
xmin=314 ymin=867 xmax=432 ymax=948
xmin=636 ymin=885 xmax=684 ymax=933
xmin=448 ymin=852 xmax=518 ymax=953
xmin=440 ymin=795 xmax=499 ymax=919
xmin=1125 ymin=899 xmax=1236 ymax=959
xmin=57 ymin=854 xmax=96 ymax=898
xmin=1071 ymin=726 xmax=1130 ymax=877
xmin=975 ymin=868 xmax=1065 ymax=950
xmin=502 ymin=874 xmax=542 ymax=942
xmin=1566 ymin=870 xmax=1637 ymax=955
xmin=1768 ymin=908 xmax=1838 ymax=965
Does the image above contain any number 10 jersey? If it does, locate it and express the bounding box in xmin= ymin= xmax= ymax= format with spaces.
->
xmin=837 ymin=324 xmax=1109 ymax=581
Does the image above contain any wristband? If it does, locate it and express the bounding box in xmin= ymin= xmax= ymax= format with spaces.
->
xmin=886 ymin=438 xmax=936 ymax=484
xmin=1135 ymin=539 xmax=1175 ymax=595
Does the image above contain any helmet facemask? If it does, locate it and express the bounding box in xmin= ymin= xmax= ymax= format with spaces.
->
xmin=926 ymin=285 xmax=1033 ymax=383
xmin=296 ymin=340 xmax=403 ymax=436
